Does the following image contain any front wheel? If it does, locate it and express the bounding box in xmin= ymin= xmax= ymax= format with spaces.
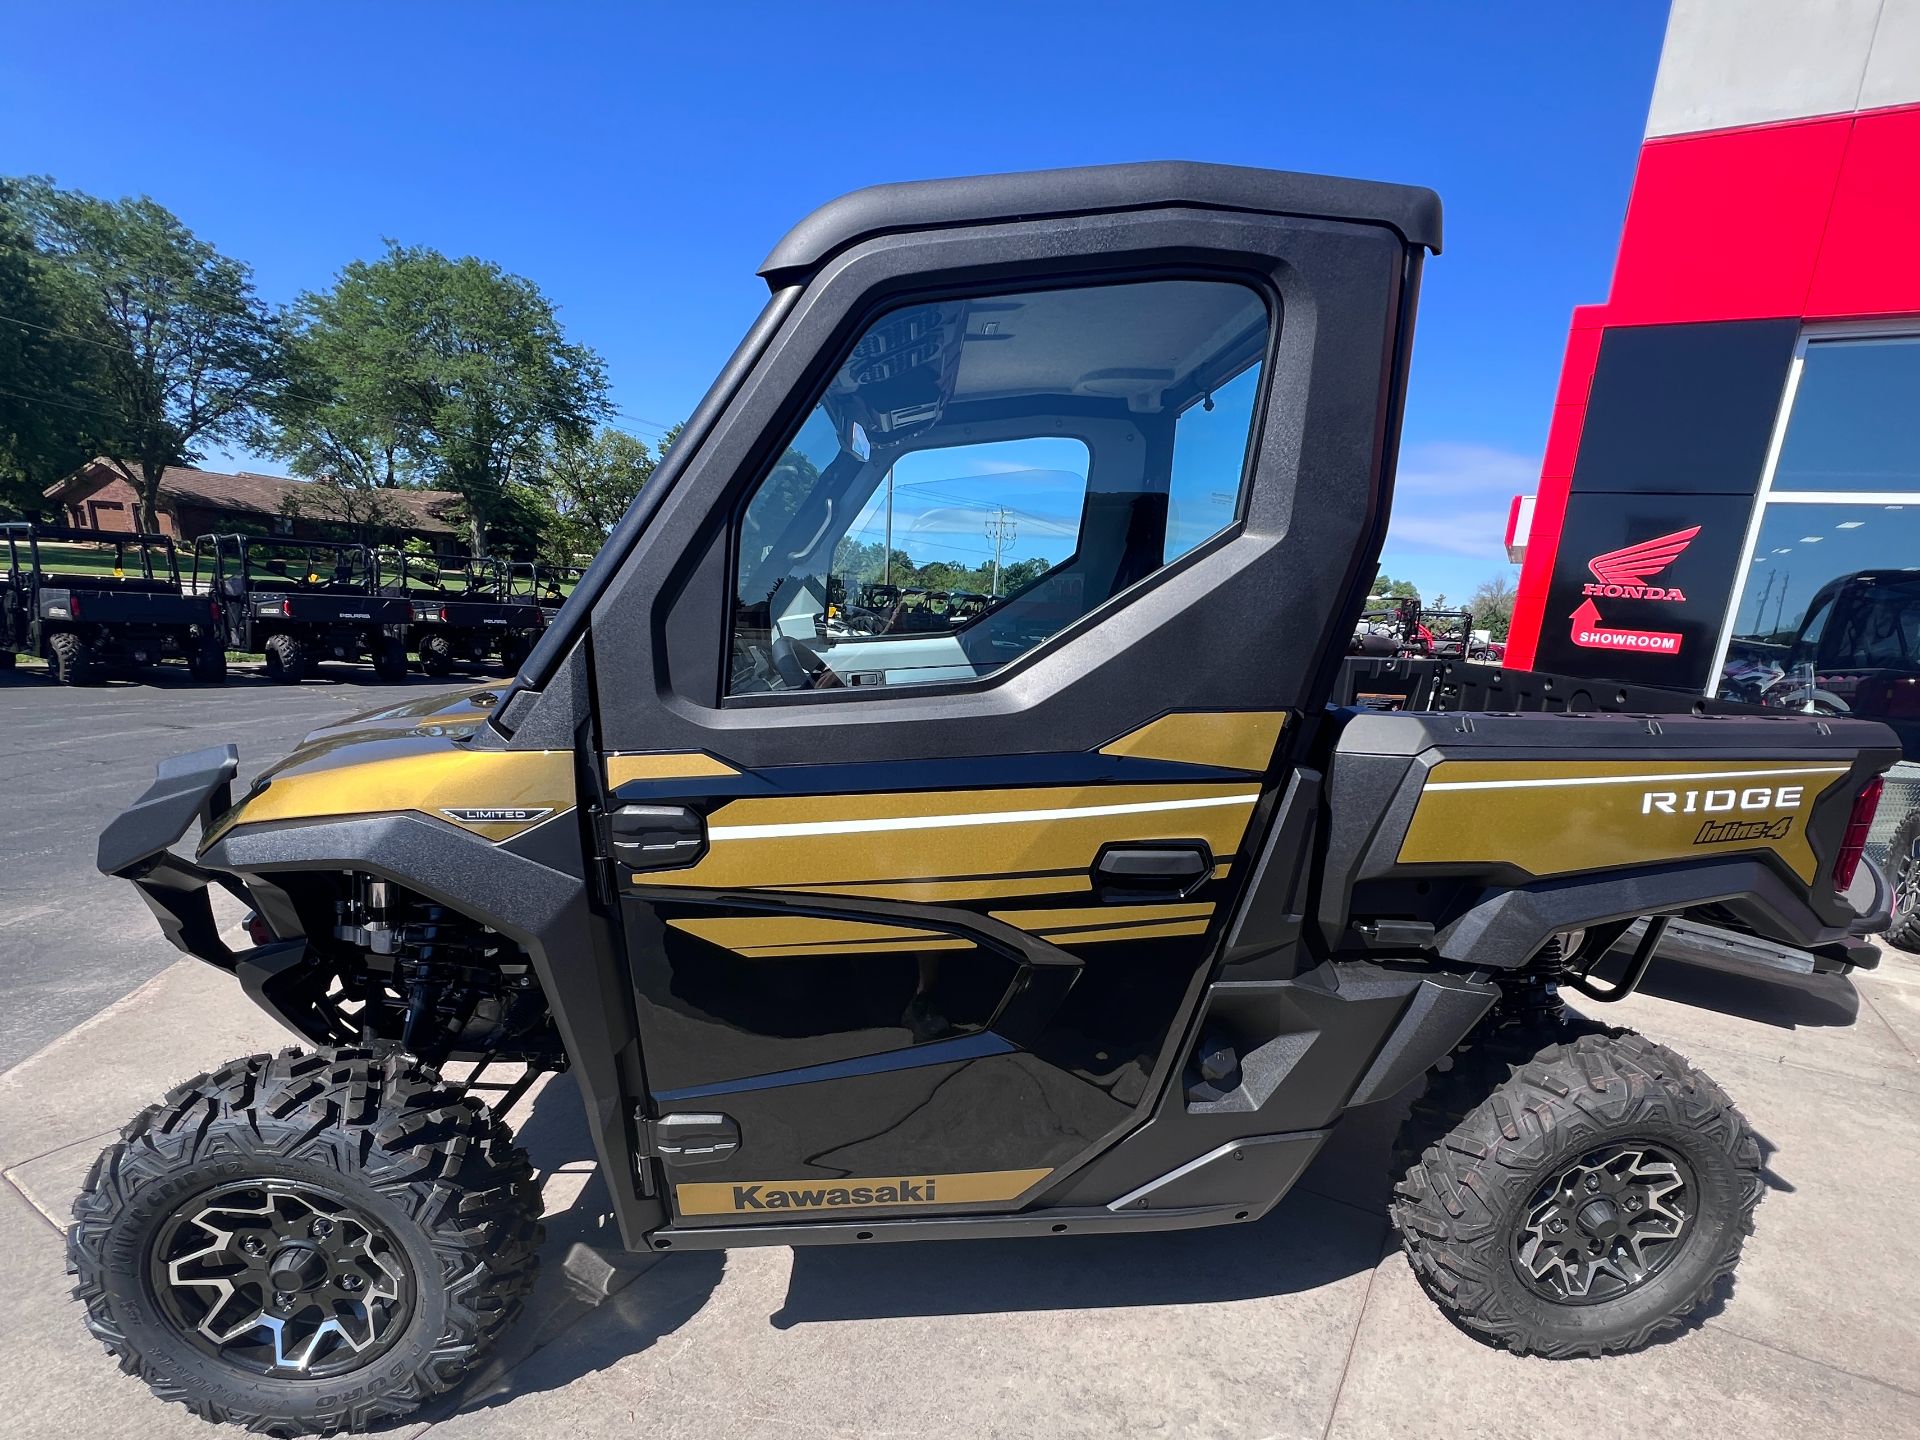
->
xmin=69 ymin=1048 xmax=543 ymax=1435
xmin=1883 ymin=806 xmax=1920 ymax=954
xmin=1391 ymin=1027 xmax=1762 ymax=1357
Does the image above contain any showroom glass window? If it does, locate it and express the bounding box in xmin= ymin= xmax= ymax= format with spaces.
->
xmin=1716 ymin=335 xmax=1920 ymax=711
xmin=728 ymin=279 xmax=1269 ymax=696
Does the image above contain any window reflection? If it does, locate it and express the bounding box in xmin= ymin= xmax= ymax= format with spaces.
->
xmin=1773 ymin=337 xmax=1920 ymax=493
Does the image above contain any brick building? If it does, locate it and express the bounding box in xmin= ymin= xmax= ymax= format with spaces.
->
xmin=43 ymin=459 xmax=468 ymax=557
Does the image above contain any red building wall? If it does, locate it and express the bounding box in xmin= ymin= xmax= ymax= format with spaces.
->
xmin=1506 ymin=98 xmax=1920 ymax=672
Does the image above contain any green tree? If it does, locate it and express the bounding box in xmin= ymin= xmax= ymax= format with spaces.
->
xmin=1468 ymin=572 xmax=1518 ymax=641
xmin=0 ymin=180 xmax=125 ymax=518
xmin=998 ymin=555 xmax=1051 ymax=593
xmin=1370 ymin=568 xmax=1422 ymax=600
xmin=538 ymin=427 xmax=655 ymax=564
xmin=16 ymin=178 xmax=279 ymax=532
xmin=279 ymin=243 xmax=609 ymax=553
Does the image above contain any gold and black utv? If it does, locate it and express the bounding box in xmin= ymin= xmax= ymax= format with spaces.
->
xmin=78 ymin=163 xmax=1899 ymax=1434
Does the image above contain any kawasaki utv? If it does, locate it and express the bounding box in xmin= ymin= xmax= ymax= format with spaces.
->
xmin=379 ymin=551 xmax=543 ymax=676
xmin=195 ymin=535 xmax=411 ymax=684
xmin=1 ymin=523 xmax=226 ymax=683
xmin=80 ymin=163 xmax=1899 ymax=1435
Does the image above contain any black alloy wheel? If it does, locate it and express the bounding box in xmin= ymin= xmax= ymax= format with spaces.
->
xmin=1392 ymin=1025 xmax=1762 ymax=1357
xmin=148 ymin=1178 xmax=415 ymax=1378
xmin=1511 ymin=1142 xmax=1695 ymax=1303
xmin=1884 ymin=807 xmax=1920 ymax=954
xmin=70 ymin=1047 xmax=542 ymax=1434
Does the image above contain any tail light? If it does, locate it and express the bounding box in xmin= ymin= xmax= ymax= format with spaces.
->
xmin=439 ymin=606 xmax=450 ymax=623
xmin=69 ymin=594 xmax=83 ymax=620
xmin=1833 ymin=775 xmax=1884 ymax=893
xmin=209 ymin=600 xmax=220 ymax=621
xmin=278 ymin=598 xmax=293 ymax=618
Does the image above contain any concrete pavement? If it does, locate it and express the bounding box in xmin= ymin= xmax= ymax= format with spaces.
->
xmin=4 ymin=943 xmax=1917 ymax=1439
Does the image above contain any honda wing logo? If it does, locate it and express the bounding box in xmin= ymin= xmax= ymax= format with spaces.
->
xmin=1584 ymin=526 xmax=1699 ymax=601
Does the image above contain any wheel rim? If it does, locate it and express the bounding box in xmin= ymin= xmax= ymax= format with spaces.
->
xmin=1511 ymin=1142 xmax=1696 ymax=1304
xmin=148 ymin=1179 xmax=415 ymax=1378
xmin=1893 ymin=837 xmax=1920 ymax=920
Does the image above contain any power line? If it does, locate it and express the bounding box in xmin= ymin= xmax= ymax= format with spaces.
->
xmin=2 ymin=305 xmax=679 ymax=444
xmin=0 ymin=382 xmax=126 ymax=421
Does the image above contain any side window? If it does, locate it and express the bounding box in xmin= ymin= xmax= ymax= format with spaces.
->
xmin=1165 ymin=363 xmax=1262 ymax=564
xmin=728 ymin=278 xmax=1269 ymax=696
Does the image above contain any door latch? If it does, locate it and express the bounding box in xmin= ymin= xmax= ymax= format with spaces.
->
xmin=607 ymin=803 xmax=706 ymax=873
xmin=1093 ymin=841 xmax=1211 ymax=899
xmin=637 ymin=1111 xmax=740 ymax=1166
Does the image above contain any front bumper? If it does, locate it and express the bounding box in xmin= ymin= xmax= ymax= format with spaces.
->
xmin=97 ymin=744 xmax=248 ymax=966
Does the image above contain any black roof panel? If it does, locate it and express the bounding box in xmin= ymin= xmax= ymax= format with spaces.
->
xmin=759 ymin=161 xmax=1442 ymax=288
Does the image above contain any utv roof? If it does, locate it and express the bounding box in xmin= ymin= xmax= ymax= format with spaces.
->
xmin=759 ymin=161 xmax=1443 ymax=289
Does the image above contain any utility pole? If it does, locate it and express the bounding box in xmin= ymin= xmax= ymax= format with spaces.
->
xmin=984 ymin=506 xmax=1017 ymax=597
xmin=883 ymin=467 xmax=895 ymax=586
xmin=1751 ymin=570 xmax=1776 ymax=632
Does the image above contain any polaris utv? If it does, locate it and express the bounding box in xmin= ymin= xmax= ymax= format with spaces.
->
xmin=380 ymin=551 xmax=543 ymax=676
xmin=79 ymin=163 xmax=1901 ymax=1435
xmin=508 ymin=560 xmax=584 ymax=626
xmin=1 ymin=523 xmax=225 ymax=683
xmin=195 ymin=535 xmax=411 ymax=683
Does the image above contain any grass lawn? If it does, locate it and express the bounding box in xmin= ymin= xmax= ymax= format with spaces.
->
xmin=6 ymin=541 xmax=183 ymax=582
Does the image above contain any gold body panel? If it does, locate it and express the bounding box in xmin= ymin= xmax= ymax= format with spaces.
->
xmin=1397 ymin=759 xmax=1852 ymax=883
xmin=1099 ymin=710 xmax=1287 ymax=771
xmin=640 ymin=783 xmax=1261 ymax=894
xmin=206 ymin=731 xmax=575 ymax=845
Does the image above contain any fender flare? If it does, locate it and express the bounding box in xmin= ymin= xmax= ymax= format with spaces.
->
xmin=205 ymin=811 xmax=665 ymax=1246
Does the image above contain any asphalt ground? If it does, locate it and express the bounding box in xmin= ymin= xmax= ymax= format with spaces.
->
xmin=0 ymin=662 xmax=481 ymax=1070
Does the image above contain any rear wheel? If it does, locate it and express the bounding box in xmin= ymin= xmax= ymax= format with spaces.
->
xmin=419 ymin=631 xmax=454 ymax=676
xmin=1883 ymin=806 xmax=1920 ymax=954
xmin=69 ymin=1047 xmax=542 ymax=1436
xmin=47 ymin=631 xmax=95 ymax=685
xmin=189 ymin=640 xmax=227 ymax=684
xmin=0 ymin=649 xmax=16 ymax=671
xmin=1391 ymin=1025 xmax=1762 ymax=1357
xmin=263 ymin=633 xmax=307 ymax=683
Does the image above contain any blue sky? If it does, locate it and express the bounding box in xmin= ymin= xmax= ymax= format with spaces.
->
xmin=1 ymin=1 xmax=1671 ymax=600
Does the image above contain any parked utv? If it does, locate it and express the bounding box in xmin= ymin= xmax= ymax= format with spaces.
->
xmin=508 ymin=561 xmax=585 ymax=626
xmin=81 ymin=163 xmax=1901 ymax=1435
xmin=1 ymin=523 xmax=225 ymax=683
xmin=380 ymin=551 xmax=543 ymax=676
xmin=1718 ymin=566 xmax=1920 ymax=951
xmin=195 ymin=535 xmax=410 ymax=683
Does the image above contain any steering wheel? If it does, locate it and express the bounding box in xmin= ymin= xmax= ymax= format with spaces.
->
xmin=770 ymin=634 xmax=828 ymax=690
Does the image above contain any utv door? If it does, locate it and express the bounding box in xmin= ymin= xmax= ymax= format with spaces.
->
xmin=578 ymin=165 xmax=1436 ymax=1231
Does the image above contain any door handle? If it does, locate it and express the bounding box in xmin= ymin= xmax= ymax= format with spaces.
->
xmin=1093 ymin=842 xmax=1211 ymax=898
xmin=609 ymin=804 xmax=706 ymax=873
